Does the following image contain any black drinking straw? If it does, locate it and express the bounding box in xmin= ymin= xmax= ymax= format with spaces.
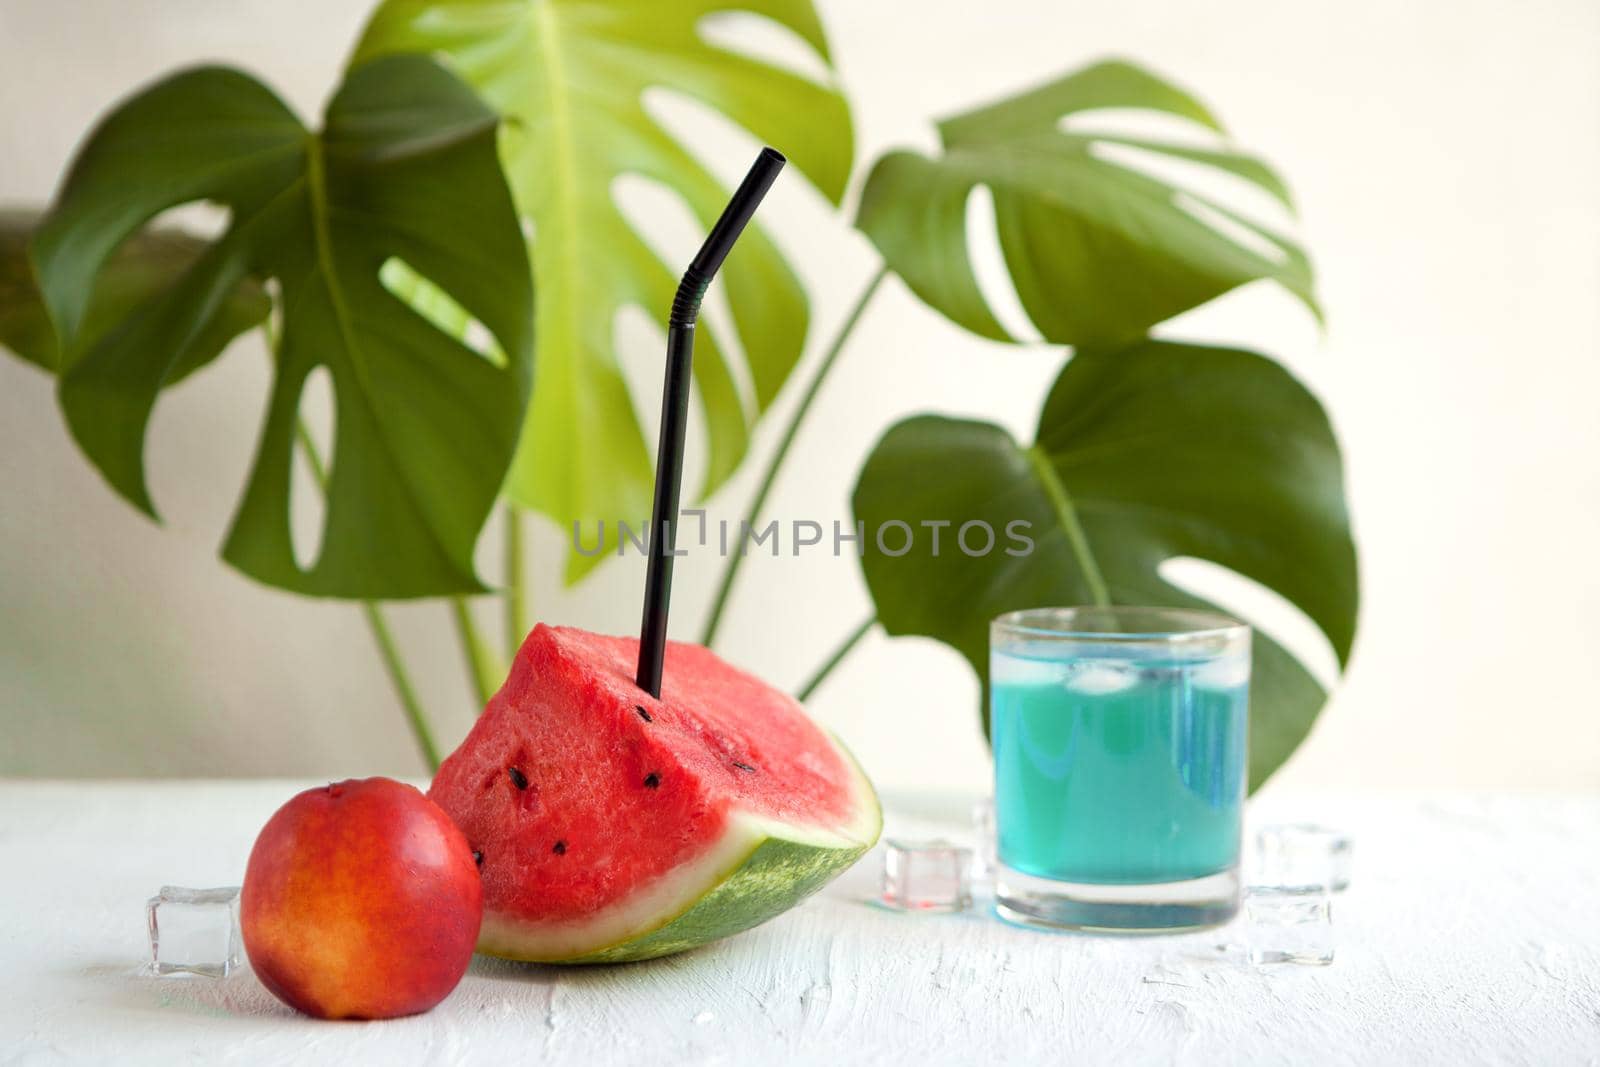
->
xmin=636 ymin=147 xmax=787 ymax=697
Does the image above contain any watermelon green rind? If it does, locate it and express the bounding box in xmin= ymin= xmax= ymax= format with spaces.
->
xmin=478 ymin=738 xmax=880 ymax=964
xmin=560 ymin=836 xmax=870 ymax=964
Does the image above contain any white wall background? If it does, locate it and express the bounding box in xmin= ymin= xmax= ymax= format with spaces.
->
xmin=1 ymin=0 xmax=1596 ymax=793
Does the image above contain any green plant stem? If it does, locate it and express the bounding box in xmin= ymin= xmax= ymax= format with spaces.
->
xmin=504 ymin=505 xmax=527 ymax=656
xmin=700 ymin=264 xmax=891 ymax=648
xmin=796 ymin=615 xmax=876 ymax=703
xmin=360 ymin=602 xmax=443 ymax=771
xmin=292 ymin=420 xmax=442 ymax=770
xmin=1024 ymin=443 xmax=1110 ymax=606
xmin=451 ymin=597 xmax=502 ymax=709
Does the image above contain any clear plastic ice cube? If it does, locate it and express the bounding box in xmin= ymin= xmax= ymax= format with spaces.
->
xmin=145 ymin=886 xmax=243 ymax=977
xmin=1245 ymin=886 xmax=1333 ymax=966
xmin=1192 ymin=654 xmax=1251 ymax=691
xmin=882 ymin=838 xmax=971 ymax=912
xmin=970 ymin=799 xmax=997 ymax=888
xmin=1256 ymin=823 xmax=1352 ymax=892
xmin=1062 ymin=660 xmax=1138 ymax=695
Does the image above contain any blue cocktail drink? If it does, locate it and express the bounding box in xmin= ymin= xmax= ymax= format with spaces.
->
xmin=991 ymin=607 xmax=1250 ymax=932
xmin=993 ymin=645 xmax=1248 ymax=882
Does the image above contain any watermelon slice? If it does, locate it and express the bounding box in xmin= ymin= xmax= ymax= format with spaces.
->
xmin=429 ymin=625 xmax=881 ymax=963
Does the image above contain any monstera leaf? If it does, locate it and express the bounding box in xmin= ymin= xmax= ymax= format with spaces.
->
xmin=852 ymin=340 xmax=1358 ymax=789
xmin=857 ymin=59 xmax=1318 ymax=346
xmin=31 ymin=56 xmax=533 ymax=599
xmin=0 ymin=209 xmax=269 ymax=375
xmin=351 ymin=0 xmax=853 ymax=579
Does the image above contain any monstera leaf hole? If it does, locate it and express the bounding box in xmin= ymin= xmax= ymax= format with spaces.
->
xmin=290 ymin=365 xmax=336 ymax=573
xmin=378 ymin=257 xmax=507 ymax=369
xmin=1067 ymin=124 xmax=1298 ymax=271
xmin=696 ymin=12 xmax=835 ymax=85
xmin=140 ymin=201 xmax=231 ymax=244
xmin=262 ymin=278 xmax=284 ymax=357
xmin=1061 ymin=109 xmax=1298 ymax=222
xmin=613 ymin=302 xmax=670 ymax=469
xmin=962 ymin=184 xmax=1043 ymax=342
xmin=1168 ymin=193 xmax=1292 ymax=269
xmin=1065 ymin=116 xmax=1303 ymax=282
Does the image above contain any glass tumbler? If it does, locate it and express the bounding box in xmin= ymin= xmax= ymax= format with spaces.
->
xmin=991 ymin=607 xmax=1250 ymax=932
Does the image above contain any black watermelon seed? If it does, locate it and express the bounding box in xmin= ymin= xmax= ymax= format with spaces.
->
xmin=508 ymin=767 xmax=529 ymax=790
xmin=643 ymin=772 xmax=661 ymax=789
xmin=553 ymin=840 xmax=567 ymax=855
xmin=732 ymin=761 xmax=756 ymax=772
xmin=636 ymin=705 xmax=653 ymax=722
xmin=472 ymin=850 xmax=484 ymax=867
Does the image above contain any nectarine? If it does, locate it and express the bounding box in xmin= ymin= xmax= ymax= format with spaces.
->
xmin=241 ymin=777 xmax=482 ymax=1019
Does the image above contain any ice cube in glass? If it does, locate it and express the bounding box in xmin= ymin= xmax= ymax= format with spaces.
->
xmin=145 ymin=886 xmax=243 ymax=977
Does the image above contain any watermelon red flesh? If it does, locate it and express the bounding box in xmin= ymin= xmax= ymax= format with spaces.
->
xmin=428 ymin=624 xmax=879 ymax=962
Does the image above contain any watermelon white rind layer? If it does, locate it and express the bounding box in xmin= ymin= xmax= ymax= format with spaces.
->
xmin=480 ymin=748 xmax=880 ymax=964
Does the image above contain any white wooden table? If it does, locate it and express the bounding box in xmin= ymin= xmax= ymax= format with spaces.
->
xmin=2 ymin=781 xmax=1597 ymax=1065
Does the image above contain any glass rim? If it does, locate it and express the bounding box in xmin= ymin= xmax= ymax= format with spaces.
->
xmin=991 ymin=605 xmax=1248 ymax=643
